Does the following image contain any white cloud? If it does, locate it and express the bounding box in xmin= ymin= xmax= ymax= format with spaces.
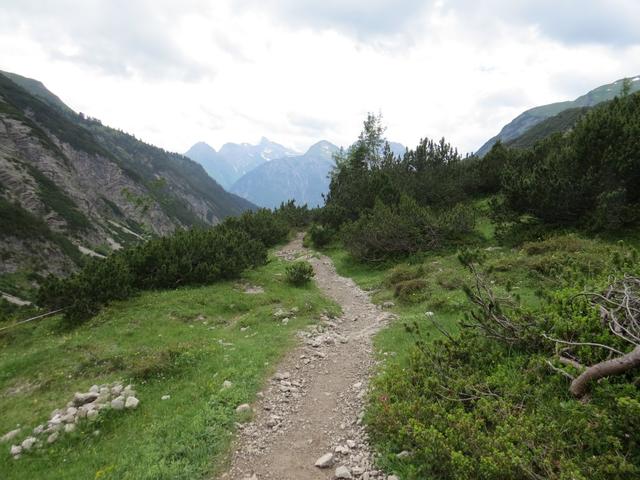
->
xmin=0 ymin=0 xmax=639 ymax=156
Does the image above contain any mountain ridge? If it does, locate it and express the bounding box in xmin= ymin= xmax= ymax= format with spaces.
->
xmin=477 ymin=75 xmax=640 ymax=156
xmin=0 ymin=71 xmax=254 ymax=280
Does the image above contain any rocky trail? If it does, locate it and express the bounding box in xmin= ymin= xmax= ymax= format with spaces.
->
xmin=222 ymin=234 xmax=397 ymax=480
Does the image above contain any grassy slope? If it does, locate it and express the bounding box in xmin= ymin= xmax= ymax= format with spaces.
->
xmin=321 ymin=218 xmax=637 ymax=477
xmin=0 ymin=250 xmax=339 ymax=479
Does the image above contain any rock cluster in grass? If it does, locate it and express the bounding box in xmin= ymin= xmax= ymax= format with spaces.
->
xmin=273 ymin=306 xmax=299 ymax=325
xmin=2 ymin=381 xmax=139 ymax=460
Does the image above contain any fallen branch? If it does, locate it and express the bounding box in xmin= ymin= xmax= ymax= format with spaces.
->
xmin=570 ymin=345 xmax=640 ymax=397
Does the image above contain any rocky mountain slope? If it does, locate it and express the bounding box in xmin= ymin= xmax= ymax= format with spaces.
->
xmin=0 ymin=71 xmax=254 ymax=281
xmin=185 ymin=137 xmax=298 ymax=189
xmin=477 ymin=75 xmax=640 ymax=156
xmin=229 ymin=140 xmax=339 ymax=208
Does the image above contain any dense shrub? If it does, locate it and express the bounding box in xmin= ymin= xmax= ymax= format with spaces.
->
xmin=38 ymin=209 xmax=289 ymax=325
xmin=496 ymin=92 xmax=640 ymax=231
xmin=393 ymin=278 xmax=428 ymax=303
xmin=341 ymin=196 xmax=476 ymax=262
xmin=306 ymin=223 xmax=335 ymax=248
xmin=285 ymin=261 xmax=315 ymax=286
xmin=368 ymin=259 xmax=640 ymax=479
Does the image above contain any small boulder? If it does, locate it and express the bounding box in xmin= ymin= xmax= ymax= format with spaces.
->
xmin=111 ymin=396 xmax=125 ymax=410
xmin=47 ymin=432 xmax=59 ymax=444
xmin=388 ymin=476 xmax=399 ymax=480
xmin=1 ymin=428 xmax=21 ymax=443
xmin=111 ymin=384 xmax=124 ymax=395
xmin=222 ymin=380 xmax=233 ymax=389
xmin=382 ymin=301 xmax=395 ymax=308
xmin=161 ymin=395 xmax=171 ymax=400
xmin=235 ymin=404 xmax=251 ymax=414
xmin=125 ymin=396 xmax=140 ymax=409
xmin=10 ymin=445 xmax=22 ymax=456
xmin=87 ymin=410 xmax=99 ymax=421
xmin=346 ymin=439 xmax=356 ymax=449
xmin=64 ymin=423 xmax=76 ymax=433
xmin=396 ymin=450 xmax=412 ymax=459
xmin=73 ymin=392 xmax=99 ymax=407
xmin=335 ymin=466 xmax=352 ymax=479
xmin=21 ymin=437 xmax=36 ymax=451
xmin=314 ymin=453 xmax=334 ymax=468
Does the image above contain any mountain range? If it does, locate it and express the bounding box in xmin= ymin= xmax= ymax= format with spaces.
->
xmin=185 ymin=138 xmax=298 ymax=190
xmin=185 ymin=138 xmax=406 ymax=209
xmin=477 ymin=75 xmax=640 ymax=156
xmin=0 ymin=71 xmax=253 ymax=279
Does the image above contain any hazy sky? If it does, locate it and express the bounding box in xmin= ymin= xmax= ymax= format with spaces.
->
xmin=1 ymin=0 xmax=640 ymax=154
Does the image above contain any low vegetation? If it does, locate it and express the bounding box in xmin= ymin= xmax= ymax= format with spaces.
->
xmin=0 ymin=250 xmax=339 ymax=479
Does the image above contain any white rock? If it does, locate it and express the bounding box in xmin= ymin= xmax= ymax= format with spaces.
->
xmin=1 ymin=428 xmax=21 ymax=443
xmin=47 ymin=432 xmax=59 ymax=444
xmin=21 ymin=437 xmax=36 ymax=450
xmin=161 ymin=395 xmax=171 ymax=400
xmin=87 ymin=410 xmax=99 ymax=421
xmin=346 ymin=439 xmax=357 ymax=449
xmin=335 ymin=466 xmax=352 ymax=479
xmin=32 ymin=424 xmax=46 ymax=435
xmin=67 ymin=407 xmax=78 ymax=416
xmin=111 ymin=396 xmax=125 ymax=410
xmin=275 ymin=371 xmax=291 ymax=380
xmin=314 ymin=453 xmax=334 ymax=468
xmin=122 ymin=387 xmax=136 ymax=398
xmin=396 ymin=450 xmax=411 ymax=459
xmin=352 ymin=466 xmax=365 ymax=476
xmin=125 ymin=396 xmax=140 ymax=409
xmin=64 ymin=423 xmax=76 ymax=433
xmin=10 ymin=445 xmax=22 ymax=456
xmin=388 ymin=476 xmax=400 ymax=480
xmin=89 ymin=385 xmax=100 ymax=393
xmin=235 ymin=404 xmax=251 ymax=414
xmin=222 ymin=380 xmax=233 ymax=389
xmin=335 ymin=445 xmax=350 ymax=455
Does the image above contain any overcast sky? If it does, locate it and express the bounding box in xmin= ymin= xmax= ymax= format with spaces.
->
xmin=1 ymin=0 xmax=640 ymax=154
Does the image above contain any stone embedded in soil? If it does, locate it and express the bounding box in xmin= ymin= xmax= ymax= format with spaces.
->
xmin=222 ymin=380 xmax=233 ymax=389
xmin=10 ymin=444 xmax=22 ymax=456
xmin=314 ymin=452 xmax=335 ymax=468
xmin=47 ymin=432 xmax=59 ymax=444
xmin=236 ymin=404 xmax=252 ymax=414
xmin=125 ymin=396 xmax=140 ymax=409
xmin=161 ymin=395 xmax=171 ymax=400
xmin=335 ymin=465 xmax=353 ymax=479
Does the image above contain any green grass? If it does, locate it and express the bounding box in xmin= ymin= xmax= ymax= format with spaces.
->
xmin=0 ymin=252 xmax=339 ymax=479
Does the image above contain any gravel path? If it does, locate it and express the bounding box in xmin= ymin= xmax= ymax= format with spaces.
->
xmin=220 ymin=234 xmax=395 ymax=480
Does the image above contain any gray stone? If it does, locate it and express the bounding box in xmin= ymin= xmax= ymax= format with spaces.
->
xmin=64 ymin=423 xmax=76 ymax=433
xmin=388 ymin=476 xmax=400 ymax=480
xmin=161 ymin=395 xmax=171 ymax=400
xmin=87 ymin=410 xmax=99 ymax=421
xmin=235 ymin=403 xmax=251 ymax=414
xmin=222 ymin=380 xmax=233 ymax=389
xmin=47 ymin=432 xmax=59 ymax=444
xmin=396 ymin=450 xmax=411 ymax=459
xmin=125 ymin=396 xmax=140 ymax=409
xmin=73 ymin=392 xmax=99 ymax=406
xmin=21 ymin=437 xmax=36 ymax=450
xmin=314 ymin=453 xmax=334 ymax=468
xmin=335 ymin=466 xmax=352 ymax=479
xmin=1 ymin=428 xmax=21 ymax=443
xmin=10 ymin=444 xmax=22 ymax=456
xmin=111 ymin=396 xmax=125 ymax=410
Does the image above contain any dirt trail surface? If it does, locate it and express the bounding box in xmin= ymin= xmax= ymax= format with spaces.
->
xmin=221 ymin=234 xmax=395 ymax=480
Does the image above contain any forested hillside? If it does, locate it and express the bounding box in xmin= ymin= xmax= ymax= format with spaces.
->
xmin=0 ymin=72 xmax=253 ymax=294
